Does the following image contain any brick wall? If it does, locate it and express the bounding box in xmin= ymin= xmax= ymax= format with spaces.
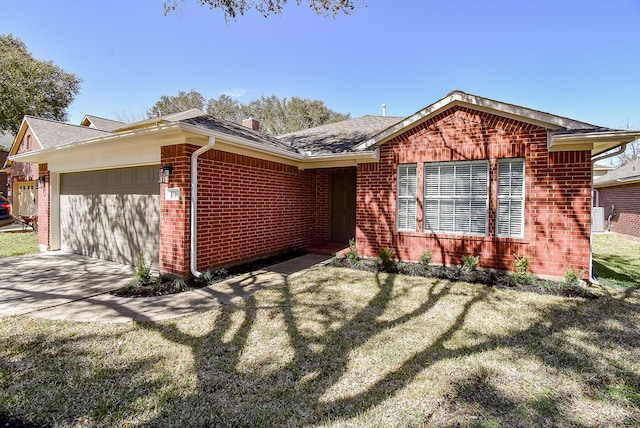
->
xmin=37 ymin=164 xmax=50 ymax=250
xmin=159 ymin=144 xmax=324 ymax=276
xmin=195 ymin=149 xmax=316 ymax=270
xmin=598 ymin=183 xmax=640 ymax=237
xmin=356 ymin=106 xmax=592 ymax=279
xmin=159 ymin=144 xmax=195 ymax=276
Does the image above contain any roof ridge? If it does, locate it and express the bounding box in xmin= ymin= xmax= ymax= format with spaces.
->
xmin=26 ymin=115 xmax=113 ymax=131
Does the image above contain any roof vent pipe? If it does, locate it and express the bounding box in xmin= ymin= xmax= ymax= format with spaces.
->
xmin=382 ymin=104 xmax=387 ymax=117
xmin=190 ymin=136 xmax=216 ymax=278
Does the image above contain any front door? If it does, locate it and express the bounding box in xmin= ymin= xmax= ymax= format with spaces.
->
xmin=331 ymin=172 xmax=356 ymax=243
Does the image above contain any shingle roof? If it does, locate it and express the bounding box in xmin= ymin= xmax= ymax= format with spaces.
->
xmin=180 ymin=115 xmax=295 ymax=154
xmin=81 ymin=115 xmax=126 ymax=131
xmin=595 ymin=157 xmax=640 ymax=186
xmin=26 ymin=116 xmax=113 ymax=149
xmin=119 ymin=109 xmax=207 ymax=130
xmin=277 ymin=115 xmax=403 ymax=154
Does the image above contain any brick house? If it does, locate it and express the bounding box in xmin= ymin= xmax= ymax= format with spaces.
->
xmin=594 ymin=158 xmax=640 ymax=237
xmin=0 ymin=131 xmax=13 ymax=198
xmin=8 ymin=91 xmax=640 ymax=281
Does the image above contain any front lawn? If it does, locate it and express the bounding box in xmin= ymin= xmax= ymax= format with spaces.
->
xmin=0 ymin=232 xmax=38 ymax=258
xmin=1 ymin=267 xmax=638 ymax=427
xmin=593 ymin=233 xmax=640 ymax=287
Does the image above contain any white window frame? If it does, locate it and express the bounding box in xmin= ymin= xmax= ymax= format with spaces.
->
xmin=424 ymin=160 xmax=489 ymax=235
xmin=396 ymin=164 xmax=417 ymax=231
xmin=496 ymin=158 xmax=525 ymax=238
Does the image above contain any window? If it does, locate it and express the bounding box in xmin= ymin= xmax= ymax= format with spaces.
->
xmin=397 ymin=164 xmax=417 ymax=231
xmin=497 ymin=158 xmax=525 ymax=237
xmin=424 ymin=161 xmax=488 ymax=235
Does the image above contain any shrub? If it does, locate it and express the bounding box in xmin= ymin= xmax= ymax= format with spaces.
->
xmin=201 ymin=268 xmax=229 ymax=283
xmin=461 ymin=254 xmax=480 ymax=272
xmin=378 ymin=247 xmax=395 ymax=272
xmin=512 ymin=254 xmax=532 ymax=284
xmin=420 ymin=249 xmax=432 ymax=271
xmin=134 ymin=252 xmax=152 ymax=285
xmin=345 ymin=238 xmax=359 ymax=264
xmin=563 ymin=267 xmax=583 ymax=287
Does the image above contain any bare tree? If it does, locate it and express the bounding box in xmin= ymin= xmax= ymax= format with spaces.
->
xmin=164 ymin=0 xmax=364 ymax=20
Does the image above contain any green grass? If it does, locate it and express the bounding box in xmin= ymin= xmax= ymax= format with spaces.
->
xmin=593 ymin=233 xmax=640 ymax=287
xmin=1 ymin=267 xmax=639 ymax=427
xmin=0 ymin=232 xmax=38 ymax=258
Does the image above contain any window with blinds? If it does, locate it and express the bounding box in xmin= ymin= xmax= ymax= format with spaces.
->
xmin=424 ymin=161 xmax=489 ymax=235
xmin=497 ymin=158 xmax=525 ymax=237
xmin=397 ymin=164 xmax=417 ymax=231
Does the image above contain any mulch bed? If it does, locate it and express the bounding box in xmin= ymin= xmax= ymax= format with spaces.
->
xmin=110 ymin=250 xmax=305 ymax=298
xmin=331 ymin=257 xmax=599 ymax=299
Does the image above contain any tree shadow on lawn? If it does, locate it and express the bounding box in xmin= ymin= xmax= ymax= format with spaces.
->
xmin=3 ymin=268 xmax=640 ymax=427
xmin=134 ymin=269 xmax=640 ymax=427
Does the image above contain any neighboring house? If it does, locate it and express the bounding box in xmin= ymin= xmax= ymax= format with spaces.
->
xmin=8 ymin=91 xmax=640 ymax=281
xmin=0 ymin=131 xmax=13 ymax=198
xmin=594 ymin=157 xmax=640 ymax=237
xmin=593 ymin=162 xmax=615 ymax=182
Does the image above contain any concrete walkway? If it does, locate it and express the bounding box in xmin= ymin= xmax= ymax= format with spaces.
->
xmin=0 ymin=252 xmax=331 ymax=323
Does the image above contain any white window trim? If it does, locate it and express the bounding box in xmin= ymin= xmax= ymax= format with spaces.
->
xmin=423 ymin=160 xmax=489 ymax=236
xmin=496 ymin=158 xmax=525 ymax=238
xmin=397 ymin=164 xmax=417 ymax=232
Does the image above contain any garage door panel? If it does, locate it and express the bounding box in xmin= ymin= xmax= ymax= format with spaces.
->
xmin=60 ymin=166 xmax=160 ymax=267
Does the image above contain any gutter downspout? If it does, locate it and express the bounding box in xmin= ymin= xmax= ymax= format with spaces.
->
xmin=190 ymin=137 xmax=216 ymax=278
xmin=588 ymin=143 xmax=627 ymax=285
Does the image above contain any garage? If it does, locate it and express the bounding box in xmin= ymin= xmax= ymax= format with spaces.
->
xmin=59 ymin=165 xmax=160 ymax=267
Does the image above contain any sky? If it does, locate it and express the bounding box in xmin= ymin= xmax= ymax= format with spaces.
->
xmin=1 ymin=0 xmax=639 ymax=130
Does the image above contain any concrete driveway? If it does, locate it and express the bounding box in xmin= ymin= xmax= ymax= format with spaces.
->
xmin=0 ymin=251 xmax=331 ymax=323
xmin=0 ymin=252 xmax=134 ymax=318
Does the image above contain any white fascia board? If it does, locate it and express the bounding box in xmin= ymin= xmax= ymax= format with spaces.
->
xmin=550 ymin=130 xmax=640 ymax=155
xmin=298 ymin=149 xmax=379 ymax=169
xmin=354 ymin=91 xmax=597 ymax=151
xmin=9 ymin=123 xmax=183 ymax=171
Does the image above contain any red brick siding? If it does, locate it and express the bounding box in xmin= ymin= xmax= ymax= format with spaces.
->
xmin=159 ymin=144 xmax=195 ymax=276
xmin=37 ymin=164 xmax=50 ymax=249
xmin=159 ymin=144 xmax=326 ymax=276
xmin=9 ymin=128 xmax=41 ymax=191
xmin=195 ymin=149 xmax=315 ymax=270
xmin=356 ymin=106 xmax=591 ymax=279
xmin=598 ymin=183 xmax=640 ymax=237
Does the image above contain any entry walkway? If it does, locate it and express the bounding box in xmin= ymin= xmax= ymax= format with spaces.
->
xmin=0 ymin=252 xmax=332 ymax=323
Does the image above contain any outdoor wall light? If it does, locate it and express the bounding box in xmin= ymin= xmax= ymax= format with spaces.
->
xmin=158 ymin=165 xmax=173 ymax=184
xmin=37 ymin=175 xmax=47 ymax=188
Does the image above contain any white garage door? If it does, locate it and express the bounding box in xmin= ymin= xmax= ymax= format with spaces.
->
xmin=60 ymin=166 xmax=160 ymax=267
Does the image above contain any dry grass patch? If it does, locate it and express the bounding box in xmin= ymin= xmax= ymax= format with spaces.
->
xmin=1 ymin=267 xmax=639 ymax=427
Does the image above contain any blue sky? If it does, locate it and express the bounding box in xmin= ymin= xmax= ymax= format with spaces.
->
xmin=2 ymin=0 xmax=639 ymax=129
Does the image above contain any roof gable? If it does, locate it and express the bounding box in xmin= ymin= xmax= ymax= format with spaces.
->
xmin=80 ymin=115 xmax=126 ymax=131
xmin=355 ymin=90 xmax=599 ymax=151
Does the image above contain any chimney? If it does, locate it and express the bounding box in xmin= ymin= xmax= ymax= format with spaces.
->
xmin=242 ymin=117 xmax=260 ymax=131
xmin=382 ymin=104 xmax=387 ymax=117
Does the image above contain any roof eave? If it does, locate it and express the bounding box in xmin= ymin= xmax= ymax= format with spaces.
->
xmin=550 ymin=131 xmax=640 ymax=155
